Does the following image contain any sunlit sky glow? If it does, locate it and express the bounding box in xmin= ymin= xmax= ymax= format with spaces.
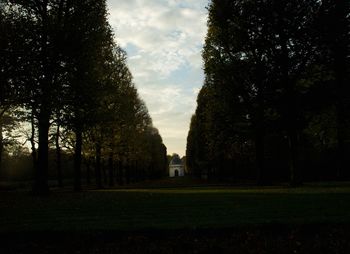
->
xmin=107 ymin=0 xmax=209 ymax=156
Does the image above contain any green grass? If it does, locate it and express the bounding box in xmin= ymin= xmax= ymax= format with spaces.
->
xmin=1 ymin=183 xmax=350 ymax=233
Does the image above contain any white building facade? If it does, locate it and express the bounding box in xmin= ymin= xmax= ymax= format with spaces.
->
xmin=169 ymin=154 xmax=184 ymax=177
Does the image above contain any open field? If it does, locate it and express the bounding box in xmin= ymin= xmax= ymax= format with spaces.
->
xmin=1 ymin=182 xmax=350 ymax=253
xmin=1 ymin=183 xmax=350 ymax=232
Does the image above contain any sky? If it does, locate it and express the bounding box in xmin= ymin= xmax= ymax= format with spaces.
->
xmin=107 ymin=0 xmax=209 ymax=157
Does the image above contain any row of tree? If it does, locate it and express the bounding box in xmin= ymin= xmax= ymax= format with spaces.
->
xmin=187 ymin=0 xmax=349 ymax=185
xmin=0 ymin=0 xmax=167 ymax=194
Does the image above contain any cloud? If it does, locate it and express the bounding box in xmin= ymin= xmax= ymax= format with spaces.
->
xmin=107 ymin=0 xmax=208 ymax=155
xmin=108 ymin=0 xmax=207 ymax=76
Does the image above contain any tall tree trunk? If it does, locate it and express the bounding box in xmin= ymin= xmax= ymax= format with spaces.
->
xmin=33 ymin=110 xmax=50 ymax=195
xmin=336 ymin=100 xmax=346 ymax=180
xmin=55 ymin=124 xmax=63 ymax=187
xmin=0 ymin=117 xmax=3 ymax=175
xmin=255 ymin=124 xmax=265 ymax=185
xmin=125 ymin=163 xmax=130 ymax=185
xmin=334 ymin=0 xmax=348 ymax=179
xmin=95 ymin=143 xmax=102 ymax=189
xmin=279 ymin=31 xmax=300 ymax=187
xmin=285 ymin=81 xmax=300 ymax=186
xmin=108 ymin=153 xmax=114 ymax=187
xmin=287 ymin=126 xmax=299 ymax=186
xmin=33 ymin=0 xmax=50 ymax=195
xmin=254 ymin=67 xmax=266 ymax=185
xmin=74 ymin=128 xmax=82 ymax=191
xmin=117 ymin=160 xmax=123 ymax=185
xmin=284 ymin=74 xmax=301 ymax=187
xmin=86 ymin=158 xmax=91 ymax=185
xmin=102 ymin=159 xmax=107 ymax=185
xmin=30 ymin=110 xmax=37 ymax=174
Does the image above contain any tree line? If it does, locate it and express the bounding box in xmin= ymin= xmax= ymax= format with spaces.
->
xmin=0 ymin=0 xmax=167 ymax=194
xmin=186 ymin=0 xmax=349 ymax=185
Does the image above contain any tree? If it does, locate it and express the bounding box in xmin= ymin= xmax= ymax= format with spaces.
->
xmin=188 ymin=0 xmax=341 ymax=184
xmin=1 ymin=0 xmax=167 ymax=191
xmin=200 ymin=0 xmax=272 ymax=182
xmin=61 ymin=0 xmax=114 ymax=191
xmin=316 ymin=0 xmax=350 ymax=178
xmin=0 ymin=3 xmax=28 ymax=174
xmin=4 ymin=0 xmax=70 ymax=194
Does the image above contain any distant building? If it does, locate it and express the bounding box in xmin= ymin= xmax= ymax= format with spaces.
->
xmin=169 ymin=154 xmax=184 ymax=177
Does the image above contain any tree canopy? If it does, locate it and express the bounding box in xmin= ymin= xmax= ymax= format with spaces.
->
xmin=0 ymin=0 xmax=167 ymax=194
xmin=187 ymin=0 xmax=350 ymax=184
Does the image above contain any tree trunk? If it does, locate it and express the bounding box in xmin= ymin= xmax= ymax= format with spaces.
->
xmin=108 ymin=153 xmax=114 ymax=187
xmin=30 ymin=110 xmax=37 ymax=174
xmin=117 ymin=160 xmax=123 ymax=185
xmin=285 ymin=81 xmax=300 ymax=186
xmin=255 ymin=125 xmax=266 ymax=185
xmin=283 ymin=70 xmax=301 ymax=187
xmin=336 ymin=100 xmax=346 ymax=179
xmin=95 ymin=143 xmax=102 ymax=189
xmin=279 ymin=31 xmax=300 ymax=187
xmin=86 ymin=158 xmax=91 ymax=185
xmin=334 ymin=0 xmax=348 ymax=180
xmin=254 ymin=68 xmax=266 ymax=185
xmin=33 ymin=111 xmax=50 ymax=195
xmin=29 ymin=110 xmax=38 ymax=172
xmin=55 ymin=124 xmax=63 ymax=187
xmin=33 ymin=1 xmax=50 ymax=195
xmin=0 ymin=117 xmax=3 ymax=175
xmin=125 ymin=163 xmax=130 ymax=185
xmin=102 ymin=159 xmax=107 ymax=185
xmin=287 ymin=127 xmax=299 ymax=186
xmin=74 ymin=128 xmax=82 ymax=191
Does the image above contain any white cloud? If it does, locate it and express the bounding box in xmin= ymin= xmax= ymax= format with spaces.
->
xmin=107 ymin=0 xmax=208 ymax=155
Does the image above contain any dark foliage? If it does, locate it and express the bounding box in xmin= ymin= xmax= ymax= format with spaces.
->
xmin=186 ymin=0 xmax=350 ymax=184
xmin=0 ymin=0 xmax=167 ymax=193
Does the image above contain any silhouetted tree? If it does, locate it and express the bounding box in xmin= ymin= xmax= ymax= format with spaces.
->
xmin=188 ymin=0 xmax=348 ymax=184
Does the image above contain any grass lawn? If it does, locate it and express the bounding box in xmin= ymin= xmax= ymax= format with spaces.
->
xmin=1 ymin=182 xmax=350 ymax=253
xmin=1 ymin=182 xmax=350 ymax=232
